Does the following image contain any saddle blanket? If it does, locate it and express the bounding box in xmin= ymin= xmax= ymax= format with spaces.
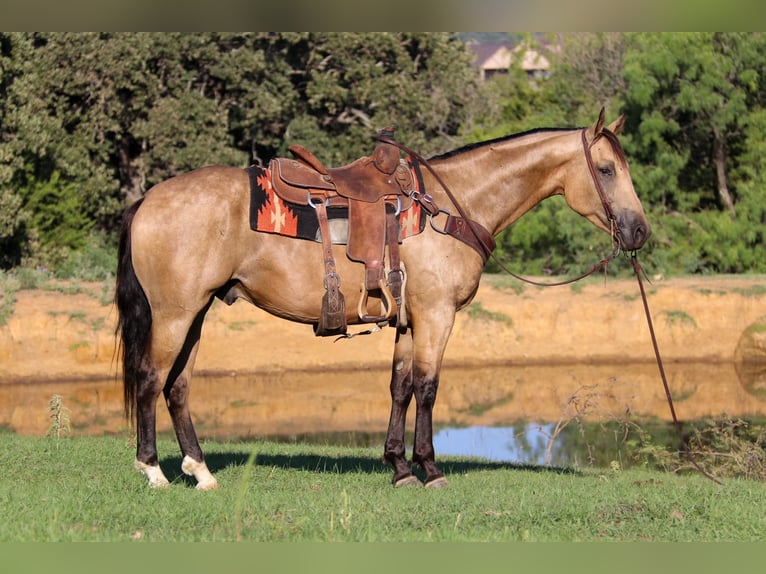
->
xmin=247 ymin=163 xmax=426 ymax=244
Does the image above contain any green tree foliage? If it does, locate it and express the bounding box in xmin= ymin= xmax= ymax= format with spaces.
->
xmin=484 ymin=32 xmax=766 ymax=276
xmin=618 ymin=32 xmax=766 ymax=273
xmin=1 ymin=32 xmax=765 ymax=276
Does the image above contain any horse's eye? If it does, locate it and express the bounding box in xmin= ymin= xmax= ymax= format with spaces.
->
xmin=598 ymin=166 xmax=614 ymax=177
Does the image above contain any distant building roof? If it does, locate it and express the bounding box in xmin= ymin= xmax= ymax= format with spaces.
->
xmin=468 ymin=42 xmax=553 ymax=80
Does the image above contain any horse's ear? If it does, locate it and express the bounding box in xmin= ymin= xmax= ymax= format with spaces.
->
xmin=595 ymin=107 xmax=606 ymax=133
xmin=607 ymin=114 xmax=626 ymax=136
xmin=587 ymin=107 xmax=606 ymax=140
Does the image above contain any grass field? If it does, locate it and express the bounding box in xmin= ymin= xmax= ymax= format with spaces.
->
xmin=1 ymin=433 xmax=764 ymax=542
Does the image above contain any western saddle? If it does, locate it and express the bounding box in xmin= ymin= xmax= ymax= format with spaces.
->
xmin=269 ymin=128 xmax=414 ymax=336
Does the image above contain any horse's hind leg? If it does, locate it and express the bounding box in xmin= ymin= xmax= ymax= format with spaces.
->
xmin=134 ymin=305 xmax=216 ymax=489
xmin=133 ymin=367 xmax=170 ymax=488
xmin=383 ymin=327 xmax=420 ymax=487
xmin=163 ymin=304 xmax=218 ymax=490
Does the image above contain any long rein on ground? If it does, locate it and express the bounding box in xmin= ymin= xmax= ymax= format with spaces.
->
xmin=378 ymin=132 xmax=721 ymax=484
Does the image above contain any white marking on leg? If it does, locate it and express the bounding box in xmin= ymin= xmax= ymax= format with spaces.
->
xmin=134 ymin=459 xmax=170 ymax=488
xmin=181 ymin=455 xmax=219 ymax=490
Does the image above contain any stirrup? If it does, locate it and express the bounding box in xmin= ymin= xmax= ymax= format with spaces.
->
xmin=357 ymin=279 xmax=398 ymax=323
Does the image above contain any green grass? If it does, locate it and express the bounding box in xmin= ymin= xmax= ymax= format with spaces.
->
xmin=662 ymin=309 xmax=697 ymax=328
xmin=0 ymin=434 xmax=764 ymax=542
xmin=732 ymin=284 xmax=766 ymax=297
xmin=228 ymin=320 xmax=257 ymax=331
xmin=466 ymin=302 xmax=513 ymax=326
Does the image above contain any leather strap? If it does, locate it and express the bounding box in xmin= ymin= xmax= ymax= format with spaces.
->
xmin=386 ymin=203 xmax=406 ymax=327
xmin=379 ymin=138 xmax=496 ymax=263
xmin=581 ymin=129 xmax=618 ymax=241
xmin=442 ymin=214 xmax=496 ymax=264
xmin=313 ymin=198 xmax=346 ymax=336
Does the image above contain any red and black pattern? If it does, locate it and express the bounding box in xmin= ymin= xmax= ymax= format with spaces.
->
xmin=247 ymin=160 xmax=427 ymax=243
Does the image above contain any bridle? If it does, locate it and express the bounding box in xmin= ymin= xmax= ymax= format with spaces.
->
xmin=581 ymin=128 xmax=621 ymax=247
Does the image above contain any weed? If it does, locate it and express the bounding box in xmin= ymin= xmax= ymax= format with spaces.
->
xmin=743 ymin=321 xmax=766 ymax=335
xmin=697 ymin=288 xmax=727 ymax=296
xmin=53 ymin=232 xmax=118 ymax=282
xmin=330 ymin=489 xmax=353 ymax=537
xmin=14 ymin=266 xmax=52 ymax=290
xmin=97 ymin=280 xmax=114 ymax=306
xmin=570 ymin=281 xmax=585 ymax=294
xmin=68 ymin=310 xmax=87 ymax=322
xmin=0 ymin=272 xmax=19 ymax=325
xmin=46 ymin=395 xmax=71 ymax=440
xmin=542 ymin=383 xmax=636 ymax=466
xmin=676 ymin=417 xmax=765 ymax=480
xmin=339 ymin=489 xmax=353 ymax=534
xmin=233 ymin=448 xmax=258 ymax=541
xmin=546 ymin=383 xmax=766 ymax=480
xmin=0 ymin=268 xmax=51 ymax=324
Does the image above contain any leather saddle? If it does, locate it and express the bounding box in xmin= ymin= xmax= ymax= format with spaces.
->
xmin=269 ymin=128 xmax=414 ymax=336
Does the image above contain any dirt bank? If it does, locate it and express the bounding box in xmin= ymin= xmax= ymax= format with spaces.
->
xmin=1 ymin=274 xmax=764 ymax=382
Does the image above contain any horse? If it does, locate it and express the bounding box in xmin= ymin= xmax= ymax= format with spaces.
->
xmin=115 ymin=109 xmax=650 ymax=490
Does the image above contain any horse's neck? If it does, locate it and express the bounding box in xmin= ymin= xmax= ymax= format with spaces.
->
xmin=428 ymin=130 xmax=580 ymax=236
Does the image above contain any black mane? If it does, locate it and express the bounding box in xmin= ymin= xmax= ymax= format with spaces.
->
xmin=430 ymin=127 xmax=578 ymax=161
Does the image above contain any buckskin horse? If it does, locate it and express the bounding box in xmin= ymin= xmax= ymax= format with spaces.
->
xmin=115 ymin=109 xmax=650 ymax=490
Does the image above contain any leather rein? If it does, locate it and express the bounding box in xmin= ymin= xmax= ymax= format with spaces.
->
xmin=379 ymin=131 xmax=722 ymax=484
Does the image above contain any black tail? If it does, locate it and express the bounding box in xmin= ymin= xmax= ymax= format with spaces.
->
xmin=115 ymin=199 xmax=151 ymax=421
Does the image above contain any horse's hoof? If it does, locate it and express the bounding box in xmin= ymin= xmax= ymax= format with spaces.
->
xmin=182 ymin=455 xmax=218 ymax=490
xmin=135 ymin=459 xmax=170 ymax=488
xmin=425 ymin=476 xmax=449 ymax=489
xmin=195 ymin=479 xmax=219 ymax=491
xmin=394 ymin=475 xmax=422 ymax=488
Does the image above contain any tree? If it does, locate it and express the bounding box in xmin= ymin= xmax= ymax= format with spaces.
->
xmin=619 ymin=32 xmax=766 ymax=272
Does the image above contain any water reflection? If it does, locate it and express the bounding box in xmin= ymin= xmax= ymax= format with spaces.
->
xmin=2 ymin=361 xmax=764 ymax=467
xmin=433 ymin=424 xmax=553 ymax=465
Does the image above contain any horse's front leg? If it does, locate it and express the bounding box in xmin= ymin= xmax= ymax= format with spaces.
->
xmin=412 ymin=367 xmax=448 ymax=488
xmin=409 ymin=310 xmax=454 ymax=489
xmin=383 ymin=327 xmax=420 ymax=487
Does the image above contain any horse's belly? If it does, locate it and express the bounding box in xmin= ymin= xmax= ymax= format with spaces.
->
xmin=231 ymin=238 xmax=373 ymax=325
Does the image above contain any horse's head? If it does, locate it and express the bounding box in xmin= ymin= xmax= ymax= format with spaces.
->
xmin=564 ymin=109 xmax=651 ymax=252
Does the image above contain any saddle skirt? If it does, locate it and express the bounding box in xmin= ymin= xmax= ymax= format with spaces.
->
xmin=247 ymin=161 xmax=426 ymax=245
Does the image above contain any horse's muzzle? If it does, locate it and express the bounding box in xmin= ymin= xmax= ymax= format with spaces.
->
xmin=618 ymin=216 xmax=651 ymax=251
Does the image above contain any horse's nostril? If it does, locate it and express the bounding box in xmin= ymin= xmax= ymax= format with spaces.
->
xmin=633 ymin=224 xmax=650 ymax=247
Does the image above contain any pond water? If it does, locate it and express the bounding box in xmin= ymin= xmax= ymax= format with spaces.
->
xmin=2 ymin=360 xmax=764 ymax=468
